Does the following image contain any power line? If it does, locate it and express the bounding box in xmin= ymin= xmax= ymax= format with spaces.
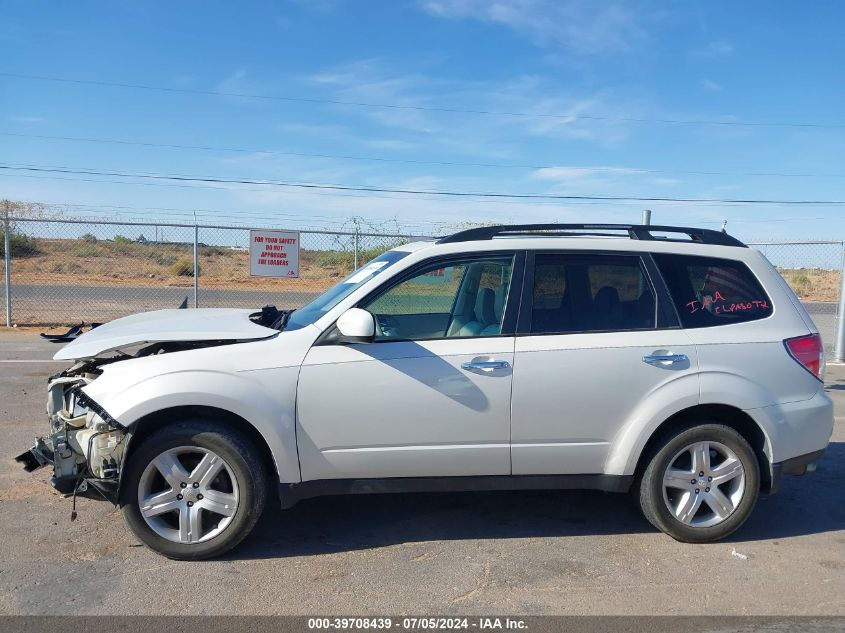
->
xmin=37 ymin=201 xmax=442 ymax=230
xmin=3 ymin=71 xmax=844 ymax=130
xmin=19 ymin=201 xmax=845 ymax=238
xmin=0 ymin=170 xmax=606 ymax=208
xmin=5 ymin=131 xmax=845 ymax=179
xmin=10 ymin=172 xmax=823 ymax=216
xmin=3 ymin=162 xmax=845 ymax=205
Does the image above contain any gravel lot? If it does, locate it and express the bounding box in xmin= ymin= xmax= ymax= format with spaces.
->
xmin=0 ymin=331 xmax=843 ymax=616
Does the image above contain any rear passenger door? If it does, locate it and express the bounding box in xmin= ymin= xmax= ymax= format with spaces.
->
xmin=510 ymin=251 xmax=699 ymax=475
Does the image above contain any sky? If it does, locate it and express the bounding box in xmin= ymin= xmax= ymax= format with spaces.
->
xmin=1 ymin=0 xmax=844 ymax=240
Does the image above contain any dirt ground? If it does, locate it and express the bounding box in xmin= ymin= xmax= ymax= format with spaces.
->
xmin=0 ymin=331 xmax=843 ymax=616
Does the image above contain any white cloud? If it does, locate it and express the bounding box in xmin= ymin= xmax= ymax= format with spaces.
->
xmin=222 ymin=179 xmax=617 ymax=231
xmin=7 ymin=116 xmax=44 ymax=123
xmin=531 ymin=165 xmax=682 ymax=191
xmin=691 ymin=40 xmax=733 ymax=57
xmin=533 ymin=165 xmax=639 ymax=182
xmin=420 ymin=0 xmax=647 ymax=56
xmin=286 ymin=0 xmax=339 ymax=11
xmin=650 ymin=177 xmax=680 ymax=186
xmin=699 ymin=78 xmax=722 ymax=92
xmin=304 ymin=61 xmax=636 ymax=149
xmin=365 ymin=139 xmax=418 ymax=150
xmin=214 ymin=69 xmax=266 ymax=103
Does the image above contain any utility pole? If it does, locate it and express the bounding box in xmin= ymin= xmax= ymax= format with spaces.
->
xmin=3 ymin=200 xmax=11 ymax=327
xmin=642 ymin=209 xmax=652 ymax=225
xmin=193 ymin=212 xmax=199 ymax=309
xmin=352 ymin=216 xmax=361 ymax=269
xmin=835 ymin=245 xmax=845 ymax=362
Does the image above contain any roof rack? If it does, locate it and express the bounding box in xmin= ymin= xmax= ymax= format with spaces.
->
xmin=436 ymin=223 xmax=747 ymax=248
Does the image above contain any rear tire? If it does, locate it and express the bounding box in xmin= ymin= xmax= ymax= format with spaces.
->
xmin=120 ymin=419 xmax=267 ymax=560
xmin=635 ymin=423 xmax=760 ymax=543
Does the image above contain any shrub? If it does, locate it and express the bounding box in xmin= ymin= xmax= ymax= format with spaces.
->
xmin=170 ymin=257 xmax=198 ymax=277
xmin=69 ymin=242 xmax=107 ymax=257
xmin=154 ymin=253 xmax=178 ymax=266
xmin=0 ymin=232 xmax=40 ymax=258
xmin=313 ymin=250 xmax=353 ymax=268
xmin=79 ymin=233 xmax=98 ymax=243
xmin=358 ymin=245 xmax=392 ymax=264
xmin=787 ymin=273 xmax=811 ymax=296
xmin=203 ymin=246 xmax=228 ymax=257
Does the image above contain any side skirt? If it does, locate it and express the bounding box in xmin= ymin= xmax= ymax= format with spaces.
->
xmin=278 ymin=474 xmax=632 ymax=509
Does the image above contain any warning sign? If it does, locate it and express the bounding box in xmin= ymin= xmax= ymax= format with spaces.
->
xmin=249 ymin=229 xmax=300 ymax=278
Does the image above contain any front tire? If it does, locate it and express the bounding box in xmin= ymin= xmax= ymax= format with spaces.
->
xmin=635 ymin=423 xmax=760 ymax=543
xmin=120 ymin=419 xmax=267 ymax=560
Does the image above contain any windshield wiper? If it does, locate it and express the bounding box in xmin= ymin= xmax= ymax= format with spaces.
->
xmin=251 ymin=305 xmax=294 ymax=331
xmin=273 ymin=309 xmax=294 ymax=331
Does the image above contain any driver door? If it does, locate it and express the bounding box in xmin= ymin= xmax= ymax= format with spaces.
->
xmin=296 ymin=253 xmax=522 ymax=481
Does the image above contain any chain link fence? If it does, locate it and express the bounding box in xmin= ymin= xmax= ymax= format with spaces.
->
xmin=2 ymin=218 xmax=843 ymax=355
xmin=1 ymin=217 xmax=428 ymax=325
xmin=747 ymin=240 xmax=844 ymax=355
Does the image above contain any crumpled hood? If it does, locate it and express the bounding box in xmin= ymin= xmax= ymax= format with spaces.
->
xmin=53 ymin=308 xmax=278 ymax=360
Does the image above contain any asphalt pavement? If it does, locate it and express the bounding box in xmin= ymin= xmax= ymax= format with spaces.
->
xmin=0 ymin=331 xmax=843 ymax=616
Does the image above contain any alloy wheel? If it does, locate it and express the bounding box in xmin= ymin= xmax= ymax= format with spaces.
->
xmin=661 ymin=440 xmax=746 ymax=528
xmin=137 ymin=446 xmax=240 ymax=544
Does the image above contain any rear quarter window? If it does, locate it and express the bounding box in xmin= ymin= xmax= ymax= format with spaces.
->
xmin=653 ymin=253 xmax=773 ymax=328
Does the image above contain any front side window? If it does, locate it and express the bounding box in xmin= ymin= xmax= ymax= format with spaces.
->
xmin=530 ymin=254 xmax=656 ymax=334
xmin=653 ymin=253 xmax=773 ymax=328
xmin=362 ymin=256 xmax=514 ymax=340
xmin=284 ymin=250 xmax=409 ymax=331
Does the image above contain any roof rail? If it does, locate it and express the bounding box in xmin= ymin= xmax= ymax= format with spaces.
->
xmin=436 ymin=223 xmax=747 ymax=248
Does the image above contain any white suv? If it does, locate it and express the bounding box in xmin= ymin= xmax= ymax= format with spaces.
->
xmin=17 ymin=224 xmax=833 ymax=559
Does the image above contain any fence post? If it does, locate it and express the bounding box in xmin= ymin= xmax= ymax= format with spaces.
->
xmin=193 ymin=222 xmax=199 ymax=309
xmin=834 ymin=243 xmax=845 ymax=362
xmin=353 ymin=225 xmax=360 ymax=270
xmin=3 ymin=203 xmax=11 ymax=327
xmin=641 ymin=209 xmax=651 ymax=225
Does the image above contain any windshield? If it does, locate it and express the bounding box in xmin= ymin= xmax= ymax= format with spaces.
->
xmin=283 ymin=250 xmax=410 ymax=331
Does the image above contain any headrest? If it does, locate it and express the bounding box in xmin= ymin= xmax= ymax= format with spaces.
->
xmin=475 ymin=288 xmax=497 ymax=325
xmin=494 ymin=283 xmax=508 ymax=319
xmin=593 ymin=286 xmax=620 ymax=310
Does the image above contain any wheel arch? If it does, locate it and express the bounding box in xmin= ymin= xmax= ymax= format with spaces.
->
xmin=120 ymin=405 xmax=282 ymax=494
xmin=634 ymin=403 xmax=773 ymax=491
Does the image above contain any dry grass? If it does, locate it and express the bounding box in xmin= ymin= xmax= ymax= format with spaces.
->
xmin=777 ymin=268 xmax=841 ymax=302
xmin=7 ymin=237 xmax=382 ymax=292
xmin=5 ymin=237 xmax=841 ymax=302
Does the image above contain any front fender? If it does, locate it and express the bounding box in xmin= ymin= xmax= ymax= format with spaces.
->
xmin=83 ymin=367 xmax=301 ymax=483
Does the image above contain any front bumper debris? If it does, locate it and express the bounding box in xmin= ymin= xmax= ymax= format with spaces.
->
xmin=15 ymin=437 xmax=54 ymax=472
xmin=17 ymin=369 xmax=126 ymax=506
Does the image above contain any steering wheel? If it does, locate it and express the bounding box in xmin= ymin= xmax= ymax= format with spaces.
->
xmin=375 ymin=314 xmax=401 ymax=338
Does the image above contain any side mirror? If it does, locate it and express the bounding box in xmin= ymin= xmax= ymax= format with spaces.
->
xmin=335 ymin=308 xmax=375 ymax=343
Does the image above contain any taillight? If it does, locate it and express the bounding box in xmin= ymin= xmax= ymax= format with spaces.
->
xmin=784 ymin=334 xmax=824 ymax=381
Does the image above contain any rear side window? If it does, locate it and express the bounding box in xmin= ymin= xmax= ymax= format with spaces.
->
xmin=530 ymin=254 xmax=656 ymax=334
xmin=654 ymin=254 xmax=773 ymax=328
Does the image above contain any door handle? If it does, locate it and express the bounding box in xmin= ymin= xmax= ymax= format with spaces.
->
xmin=461 ymin=360 xmax=510 ymax=372
xmin=642 ymin=353 xmax=688 ymax=366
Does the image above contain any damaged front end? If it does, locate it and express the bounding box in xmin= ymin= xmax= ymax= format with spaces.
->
xmin=15 ymin=359 xmax=127 ymax=504
xmin=15 ymin=307 xmax=284 ymax=508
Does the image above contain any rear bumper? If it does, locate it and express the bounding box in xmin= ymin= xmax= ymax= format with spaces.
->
xmin=746 ymin=388 xmax=834 ymax=465
xmin=769 ymin=449 xmax=825 ymax=493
